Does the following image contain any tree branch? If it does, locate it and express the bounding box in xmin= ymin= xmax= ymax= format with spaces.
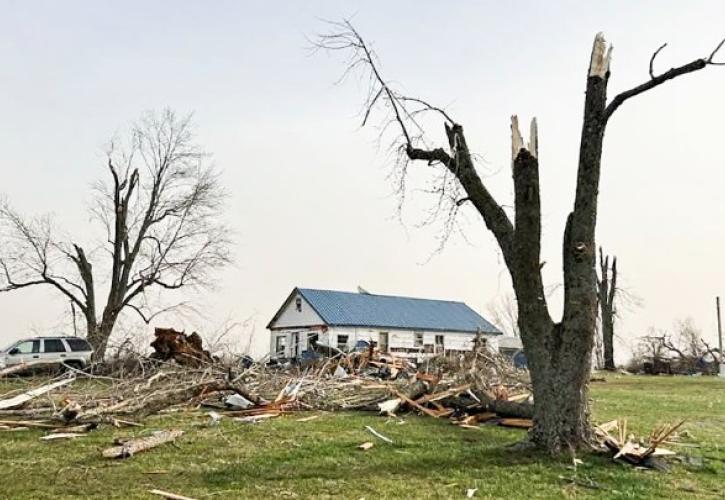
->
xmin=605 ymin=37 xmax=725 ymax=121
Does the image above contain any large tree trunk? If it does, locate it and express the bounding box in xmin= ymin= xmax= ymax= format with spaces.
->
xmin=86 ymin=315 xmax=117 ymax=362
xmin=521 ymin=319 xmax=594 ymax=451
xmin=317 ymin=22 xmax=724 ymax=453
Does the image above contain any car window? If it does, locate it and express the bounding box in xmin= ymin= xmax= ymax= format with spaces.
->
xmin=65 ymin=338 xmax=92 ymax=352
xmin=43 ymin=338 xmax=67 ymax=353
xmin=13 ymin=340 xmax=40 ymax=354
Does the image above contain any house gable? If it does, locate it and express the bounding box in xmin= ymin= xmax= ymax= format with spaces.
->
xmin=267 ymin=289 xmax=326 ymax=329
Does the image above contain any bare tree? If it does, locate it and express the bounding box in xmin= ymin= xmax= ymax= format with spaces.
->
xmin=317 ymin=20 xmax=724 ymax=452
xmin=486 ymin=293 xmax=519 ymax=338
xmin=597 ymin=247 xmax=617 ymax=370
xmin=660 ymin=318 xmax=720 ymax=373
xmin=0 ymin=110 xmax=231 ymax=360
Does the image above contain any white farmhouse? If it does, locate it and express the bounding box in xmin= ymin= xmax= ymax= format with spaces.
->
xmin=267 ymin=287 xmax=503 ymax=360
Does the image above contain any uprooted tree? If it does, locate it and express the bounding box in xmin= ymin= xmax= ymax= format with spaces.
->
xmin=597 ymin=247 xmax=617 ymax=370
xmin=0 ymin=110 xmax=230 ymax=360
xmin=318 ymin=21 xmax=724 ymax=452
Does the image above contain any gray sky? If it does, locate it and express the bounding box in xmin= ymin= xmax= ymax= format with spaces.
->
xmin=2 ymin=1 xmax=724 ymax=360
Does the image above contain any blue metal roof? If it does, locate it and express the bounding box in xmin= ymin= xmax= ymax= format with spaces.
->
xmin=295 ymin=288 xmax=501 ymax=334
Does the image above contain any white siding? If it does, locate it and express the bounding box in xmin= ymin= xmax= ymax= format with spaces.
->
xmin=269 ymin=323 xmax=500 ymax=359
xmin=326 ymin=327 xmax=499 ymax=354
xmin=269 ymin=293 xmax=324 ymax=329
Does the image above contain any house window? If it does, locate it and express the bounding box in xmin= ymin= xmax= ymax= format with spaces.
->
xmin=295 ymin=297 xmax=302 ymax=312
xmin=435 ymin=335 xmax=445 ymax=351
xmin=275 ymin=335 xmax=287 ymax=356
xmin=308 ymin=332 xmax=319 ymax=349
xmin=414 ymin=332 xmax=424 ymax=347
xmin=337 ymin=334 xmax=349 ymax=352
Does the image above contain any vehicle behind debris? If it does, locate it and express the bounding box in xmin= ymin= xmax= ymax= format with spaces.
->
xmin=0 ymin=336 xmax=93 ymax=370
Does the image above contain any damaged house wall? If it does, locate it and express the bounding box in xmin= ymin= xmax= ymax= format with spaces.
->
xmin=268 ymin=287 xmax=503 ymax=359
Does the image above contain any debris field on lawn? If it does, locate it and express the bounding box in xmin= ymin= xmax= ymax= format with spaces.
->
xmin=0 ymin=330 xmax=687 ymax=468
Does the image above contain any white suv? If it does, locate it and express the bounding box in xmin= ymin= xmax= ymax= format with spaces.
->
xmin=0 ymin=336 xmax=93 ymax=370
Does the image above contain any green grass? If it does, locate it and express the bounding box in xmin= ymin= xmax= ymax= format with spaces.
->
xmin=0 ymin=375 xmax=723 ymax=499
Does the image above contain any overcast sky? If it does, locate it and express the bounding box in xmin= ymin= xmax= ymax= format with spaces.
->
xmin=1 ymin=1 xmax=724 ymax=360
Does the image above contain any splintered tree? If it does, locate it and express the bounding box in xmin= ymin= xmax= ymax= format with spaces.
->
xmin=0 ymin=110 xmax=230 ymax=360
xmin=318 ymin=21 xmax=724 ymax=452
xmin=597 ymin=247 xmax=617 ymax=370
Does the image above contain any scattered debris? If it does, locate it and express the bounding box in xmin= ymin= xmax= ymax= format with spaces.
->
xmin=0 ymin=344 xmax=532 ymax=444
xmin=365 ymin=425 xmax=393 ymax=444
xmin=358 ymin=441 xmax=374 ymax=450
xmin=149 ymin=489 xmax=199 ymax=500
xmin=466 ymin=488 xmax=478 ymax=498
xmin=102 ymin=429 xmax=184 ymax=459
xmin=295 ymin=415 xmax=320 ymax=422
xmin=207 ymin=411 xmax=222 ymax=426
xmin=225 ymin=394 xmax=254 ymax=410
xmin=594 ymin=419 xmax=684 ymax=469
xmin=41 ymin=432 xmax=86 ymax=441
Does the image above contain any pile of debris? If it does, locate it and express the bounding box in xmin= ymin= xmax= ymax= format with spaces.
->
xmin=594 ymin=418 xmax=685 ymax=470
xmin=0 ymin=331 xmax=685 ymax=472
xmin=0 ymin=337 xmax=534 ymax=436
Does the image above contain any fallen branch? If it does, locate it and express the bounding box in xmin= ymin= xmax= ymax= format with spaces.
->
xmin=0 ymin=378 xmax=74 ymax=410
xmin=102 ymin=429 xmax=184 ymax=459
xmin=0 ymin=362 xmax=62 ymax=378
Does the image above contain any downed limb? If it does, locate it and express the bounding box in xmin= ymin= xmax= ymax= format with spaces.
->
xmin=0 ymin=378 xmax=74 ymax=410
xmin=0 ymin=362 xmax=62 ymax=378
xmin=102 ymin=429 xmax=184 ymax=459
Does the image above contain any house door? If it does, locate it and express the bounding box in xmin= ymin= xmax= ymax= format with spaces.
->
xmin=378 ymin=332 xmax=389 ymax=353
xmin=291 ymin=332 xmax=300 ymax=358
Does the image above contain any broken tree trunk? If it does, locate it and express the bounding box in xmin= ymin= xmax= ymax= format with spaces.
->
xmin=150 ymin=327 xmax=212 ymax=367
xmin=102 ymin=429 xmax=184 ymax=458
xmin=597 ymin=247 xmax=617 ymax=370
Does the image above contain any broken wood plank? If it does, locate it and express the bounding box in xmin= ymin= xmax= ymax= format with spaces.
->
xmin=507 ymin=393 xmax=531 ymax=403
xmin=414 ymin=384 xmax=471 ymax=405
xmin=295 ymin=415 xmax=320 ymax=422
xmin=498 ymin=418 xmax=533 ymax=429
xmin=0 ymin=419 xmax=57 ymax=428
xmin=456 ymin=412 xmax=497 ymax=426
xmin=233 ymin=413 xmax=279 ymax=423
xmin=393 ymin=390 xmax=441 ymax=418
xmin=41 ymin=433 xmax=85 ymax=441
xmin=149 ymin=489 xmax=198 ymax=500
xmin=0 ymin=378 xmax=74 ymax=410
xmin=102 ymin=429 xmax=183 ymax=459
